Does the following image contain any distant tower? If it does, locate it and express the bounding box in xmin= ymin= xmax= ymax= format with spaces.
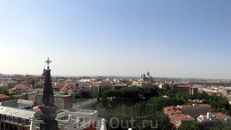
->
xmin=39 ymin=58 xmax=58 ymax=130
xmin=147 ymin=70 xmax=149 ymax=76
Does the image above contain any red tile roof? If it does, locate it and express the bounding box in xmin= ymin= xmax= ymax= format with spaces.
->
xmin=0 ymin=94 xmax=10 ymax=99
xmin=173 ymin=113 xmax=195 ymax=121
xmin=213 ymin=112 xmax=231 ymax=119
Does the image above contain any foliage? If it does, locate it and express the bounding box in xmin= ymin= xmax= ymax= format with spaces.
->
xmin=95 ymin=99 xmax=173 ymax=130
xmin=97 ymin=95 xmax=100 ymax=102
xmin=165 ymin=84 xmax=170 ymax=90
xmin=72 ymin=98 xmax=85 ymax=103
xmin=0 ymin=89 xmax=9 ymax=96
xmin=81 ymin=91 xmax=90 ymax=98
xmin=202 ymin=94 xmax=230 ymax=113
xmin=144 ymin=86 xmax=159 ymax=98
xmin=166 ymin=89 xmax=175 ymax=98
xmin=102 ymin=86 xmax=147 ymax=100
xmin=9 ymin=92 xmax=18 ymax=100
xmin=122 ymin=80 xmax=129 ymax=84
xmin=178 ymin=122 xmax=209 ymax=130
xmin=97 ymin=86 xmax=231 ymax=129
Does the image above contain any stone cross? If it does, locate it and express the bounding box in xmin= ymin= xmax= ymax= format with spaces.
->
xmin=45 ymin=57 xmax=52 ymax=69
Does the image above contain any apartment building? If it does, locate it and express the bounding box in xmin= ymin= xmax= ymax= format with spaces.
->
xmin=37 ymin=92 xmax=72 ymax=110
xmin=170 ymin=84 xmax=198 ymax=95
xmin=164 ymin=104 xmax=211 ymax=128
xmin=164 ymin=106 xmax=194 ymax=128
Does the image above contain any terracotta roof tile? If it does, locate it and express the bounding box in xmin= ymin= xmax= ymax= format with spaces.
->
xmin=0 ymin=94 xmax=10 ymax=99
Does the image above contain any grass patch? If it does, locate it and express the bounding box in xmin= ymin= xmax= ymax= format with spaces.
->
xmin=72 ymin=98 xmax=86 ymax=103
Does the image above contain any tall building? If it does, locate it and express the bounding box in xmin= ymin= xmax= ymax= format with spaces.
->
xmin=170 ymin=84 xmax=198 ymax=95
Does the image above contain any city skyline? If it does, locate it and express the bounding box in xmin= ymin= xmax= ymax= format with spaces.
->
xmin=1 ymin=0 xmax=231 ymax=79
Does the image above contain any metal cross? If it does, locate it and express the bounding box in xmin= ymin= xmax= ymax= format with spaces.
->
xmin=45 ymin=57 xmax=52 ymax=69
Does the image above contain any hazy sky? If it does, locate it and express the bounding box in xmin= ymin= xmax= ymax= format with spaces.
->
xmin=0 ymin=0 xmax=231 ymax=79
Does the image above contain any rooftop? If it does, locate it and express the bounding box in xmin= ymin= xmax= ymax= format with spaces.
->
xmin=0 ymin=106 xmax=36 ymax=119
xmin=213 ymin=112 xmax=231 ymax=119
xmin=17 ymin=99 xmax=34 ymax=105
xmin=178 ymin=104 xmax=211 ymax=108
xmin=0 ymin=93 xmax=10 ymax=99
xmin=172 ymin=113 xmax=195 ymax=121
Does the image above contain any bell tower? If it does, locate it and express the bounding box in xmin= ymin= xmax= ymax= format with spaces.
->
xmin=39 ymin=57 xmax=58 ymax=130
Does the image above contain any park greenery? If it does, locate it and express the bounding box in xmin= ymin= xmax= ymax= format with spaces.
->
xmin=178 ymin=121 xmax=231 ymax=130
xmin=72 ymin=98 xmax=86 ymax=103
xmin=93 ymin=85 xmax=231 ymax=130
xmin=72 ymin=91 xmax=91 ymax=103
xmin=101 ymin=85 xmax=159 ymax=100
xmin=0 ymin=89 xmax=10 ymax=96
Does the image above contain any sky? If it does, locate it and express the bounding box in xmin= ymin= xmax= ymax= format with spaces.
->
xmin=0 ymin=0 xmax=231 ymax=79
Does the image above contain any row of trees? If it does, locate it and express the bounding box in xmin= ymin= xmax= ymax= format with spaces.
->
xmin=102 ymin=85 xmax=160 ymax=100
xmin=166 ymin=90 xmax=231 ymax=114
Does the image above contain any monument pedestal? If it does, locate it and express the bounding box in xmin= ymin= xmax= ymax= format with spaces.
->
xmin=40 ymin=120 xmax=58 ymax=130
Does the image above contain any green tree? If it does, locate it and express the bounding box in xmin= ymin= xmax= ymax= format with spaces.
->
xmin=182 ymin=92 xmax=190 ymax=101
xmin=97 ymin=95 xmax=100 ymax=102
xmin=197 ymin=93 xmax=204 ymax=100
xmin=0 ymin=89 xmax=9 ymax=96
xmin=178 ymin=124 xmax=190 ymax=130
xmin=102 ymin=89 xmax=114 ymax=100
xmin=165 ymin=84 xmax=170 ymax=90
xmin=81 ymin=91 xmax=89 ymax=98
xmin=144 ymin=86 xmax=159 ymax=98
xmin=166 ymin=89 xmax=175 ymax=98
xmin=223 ymin=126 xmax=231 ymax=130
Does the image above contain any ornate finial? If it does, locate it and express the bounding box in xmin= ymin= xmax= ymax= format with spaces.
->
xmin=45 ymin=57 xmax=52 ymax=69
xmin=100 ymin=118 xmax=107 ymax=130
xmin=68 ymin=114 xmax=72 ymax=120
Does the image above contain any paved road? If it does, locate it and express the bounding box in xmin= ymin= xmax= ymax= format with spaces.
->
xmin=72 ymin=98 xmax=98 ymax=109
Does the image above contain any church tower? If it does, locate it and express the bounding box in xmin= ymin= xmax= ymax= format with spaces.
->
xmin=39 ymin=58 xmax=58 ymax=130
